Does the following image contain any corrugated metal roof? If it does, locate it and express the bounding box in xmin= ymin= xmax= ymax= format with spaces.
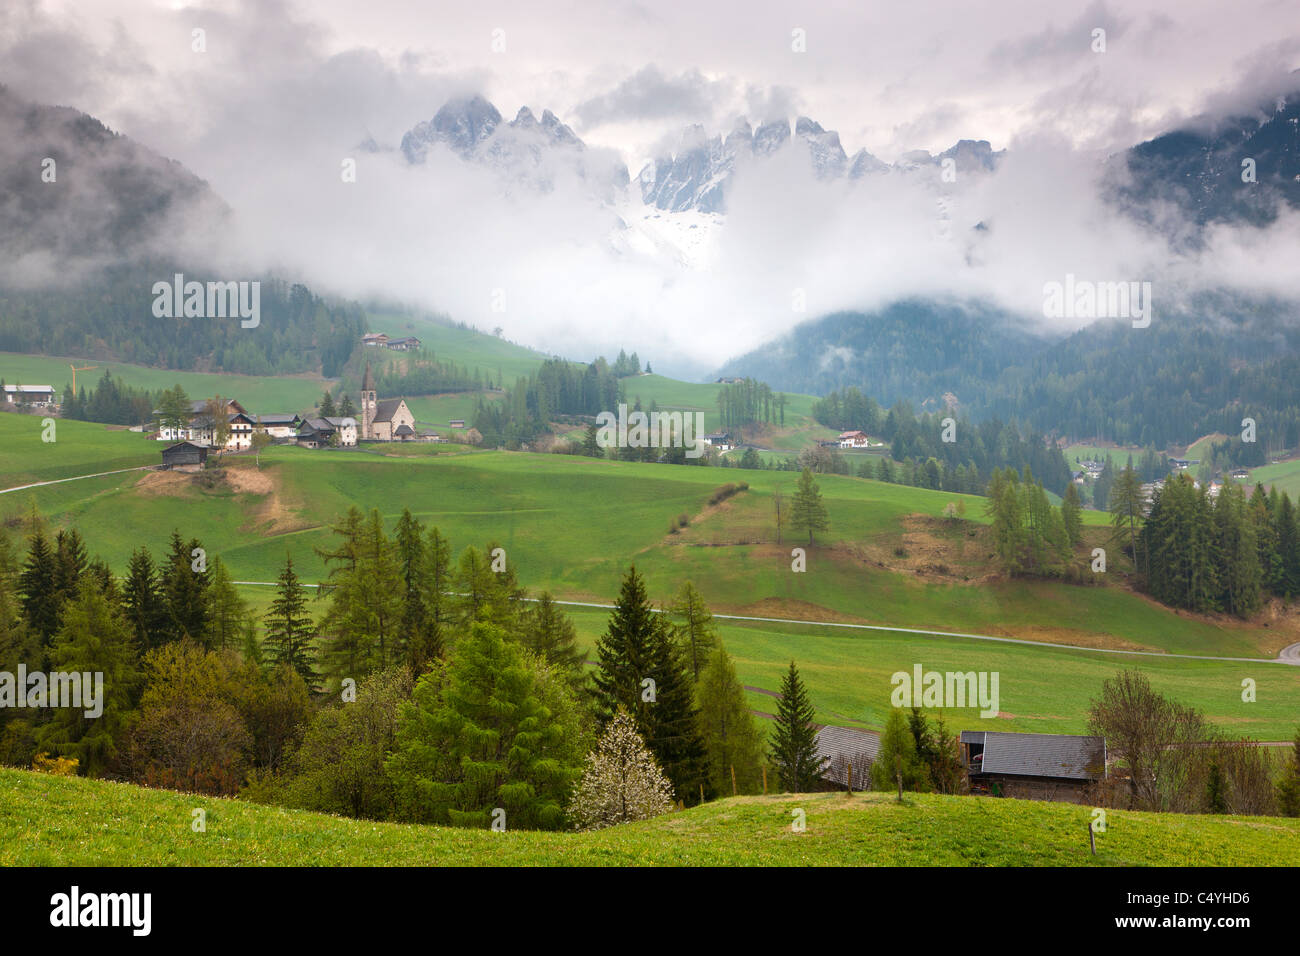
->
xmin=974 ymin=731 xmax=1105 ymax=781
xmin=815 ymin=726 xmax=879 ymax=790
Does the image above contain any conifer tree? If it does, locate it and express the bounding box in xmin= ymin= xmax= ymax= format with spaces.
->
xmin=1061 ymin=481 xmax=1084 ymax=547
xmin=592 ymin=566 xmax=659 ymax=726
xmin=394 ymin=508 xmax=435 ymax=668
xmin=18 ymin=528 xmax=60 ymax=648
xmin=592 ymin=567 xmax=707 ymax=801
xmin=122 ymin=548 xmax=169 ymax=652
xmin=790 ymin=468 xmax=830 ymax=546
xmin=264 ymin=555 xmax=317 ymax=687
xmin=205 ymin=556 xmax=248 ymax=650
xmin=769 ymin=661 xmax=827 ymax=792
xmin=319 ymin=390 xmax=337 ymax=417
xmin=521 ymin=591 xmax=585 ymax=680
xmin=161 ymin=530 xmax=210 ymax=646
xmin=696 ymin=644 xmax=765 ymax=795
xmin=1110 ymin=464 xmax=1145 ymax=571
xmin=871 ymin=707 xmax=925 ymax=791
xmin=386 ymin=622 xmax=586 ymax=829
xmin=670 ymin=581 xmax=717 ymax=680
xmin=37 ymin=581 xmax=138 ymax=775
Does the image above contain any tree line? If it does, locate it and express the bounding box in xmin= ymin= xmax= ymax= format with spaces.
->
xmin=0 ymin=510 xmax=837 ymax=831
xmin=0 ymin=271 xmax=363 ymax=378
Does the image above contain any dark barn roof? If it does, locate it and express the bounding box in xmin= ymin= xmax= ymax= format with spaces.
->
xmin=815 ymin=726 xmax=880 ymax=790
xmin=962 ymin=731 xmax=1105 ymax=781
xmin=161 ymin=441 xmax=208 ymax=465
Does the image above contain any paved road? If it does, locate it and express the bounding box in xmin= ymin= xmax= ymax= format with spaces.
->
xmin=0 ymin=465 xmax=156 ymax=495
xmin=230 ymin=583 xmax=1297 ymax=665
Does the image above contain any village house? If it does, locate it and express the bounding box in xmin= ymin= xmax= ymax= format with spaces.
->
xmin=160 ymin=441 xmax=208 ymax=472
xmin=156 ymin=399 xmax=253 ymax=450
xmin=703 ymin=432 xmax=734 ymax=452
xmin=1230 ymin=468 xmax=1250 ymax=480
xmin=361 ymin=332 xmax=389 ymax=347
xmin=256 ymin=413 xmax=302 ymax=440
xmin=296 ymin=416 xmax=358 ymax=448
xmin=838 ymin=430 xmax=871 ymax=449
xmin=358 ymin=364 xmax=417 ymax=441
xmin=384 ymin=336 xmax=421 ymax=352
xmin=2 ymin=384 xmax=56 ymax=407
xmin=961 ymin=730 xmax=1106 ymax=804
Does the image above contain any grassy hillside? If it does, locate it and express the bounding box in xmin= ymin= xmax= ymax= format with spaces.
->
xmin=0 ymin=415 xmax=160 ymax=486
xmin=0 ymin=351 xmax=329 ymax=416
xmin=4 ymin=769 xmax=1297 ymax=866
xmin=7 ymin=415 xmax=1300 ymax=739
xmin=1249 ymin=458 xmax=1300 ymax=498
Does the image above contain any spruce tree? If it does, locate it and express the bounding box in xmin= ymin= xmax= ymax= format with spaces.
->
xmin=18 ymin=529 xmax=60 ymax=649
xmin=592 ymin=566 xmax=658 ymax=725
xmin=122 ymin=548 xmax=169 ymax=652
xmin=319 ymin=391 xmax=337 ymax=417
xmin=394 ymin=508 xmax=436 ymax=668
xmin=769 ymin=661 xmax=826 ymax=792
xmin=264 ymin=555 xmax=317 ymax=688
xmin=592 ymin=567 xmax=707 ymax=801
xmin=161 ymin=530 xmax=210 ymax=646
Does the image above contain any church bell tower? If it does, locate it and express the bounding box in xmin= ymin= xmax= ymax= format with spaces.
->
xmin=361 ymin=362 xmax=376 ymax=441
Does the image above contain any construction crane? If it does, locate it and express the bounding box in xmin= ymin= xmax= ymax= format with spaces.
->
xmin=69 ymin=364 xmax=98 ymax=394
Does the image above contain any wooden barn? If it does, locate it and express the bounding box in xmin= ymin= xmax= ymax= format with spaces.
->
xmin=814 ymin=725 xmax=880 ymax=792
xmin=961 ymin=730 xmax=1106 ymax=803
xmin=160 ymin=441 xmax=208 ymax=472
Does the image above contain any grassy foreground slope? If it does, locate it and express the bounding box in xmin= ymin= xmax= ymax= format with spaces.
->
xmin=4 ymin=769 xmax=1297 ymax=866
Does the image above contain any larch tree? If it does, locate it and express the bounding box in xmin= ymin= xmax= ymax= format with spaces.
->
xmin=695 ymin=643 xmax=765 ymax=795
xmin=670 ymin=580 xmax=716 ymax=680
xmin=790 ymin=468 xmax=829 ymax=546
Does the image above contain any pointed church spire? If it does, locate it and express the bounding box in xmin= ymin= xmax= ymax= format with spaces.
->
xmin=361 ymin=362 xmax=374 ymax=393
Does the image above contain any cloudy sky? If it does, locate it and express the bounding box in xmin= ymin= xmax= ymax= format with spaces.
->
xmin=3 ymin=0 xmax=1299 ymax=375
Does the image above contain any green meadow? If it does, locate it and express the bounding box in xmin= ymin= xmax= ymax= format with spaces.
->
xmin=6 ymin=412 xmax=1299 ymax=740
xmin=0 ymin=351 xmax=328 ymax=416
xmin=4 ymin=769 xmax=1296 ymax=866
xmin=1247 ymin=458 xmax=1300 ymax=498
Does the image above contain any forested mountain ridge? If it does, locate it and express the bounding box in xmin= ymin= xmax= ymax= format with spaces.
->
xmin=720 ymin=296 xmax=1300 ymax=453
xmin=0 ymin=88 xmax=364 ymax=377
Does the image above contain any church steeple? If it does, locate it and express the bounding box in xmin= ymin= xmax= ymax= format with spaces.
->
xmin=360 ymin=362 xmax=376 ymax=440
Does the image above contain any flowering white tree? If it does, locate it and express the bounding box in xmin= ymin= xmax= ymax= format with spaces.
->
xmin=568 ymin=709 xmax=675 ymax=831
